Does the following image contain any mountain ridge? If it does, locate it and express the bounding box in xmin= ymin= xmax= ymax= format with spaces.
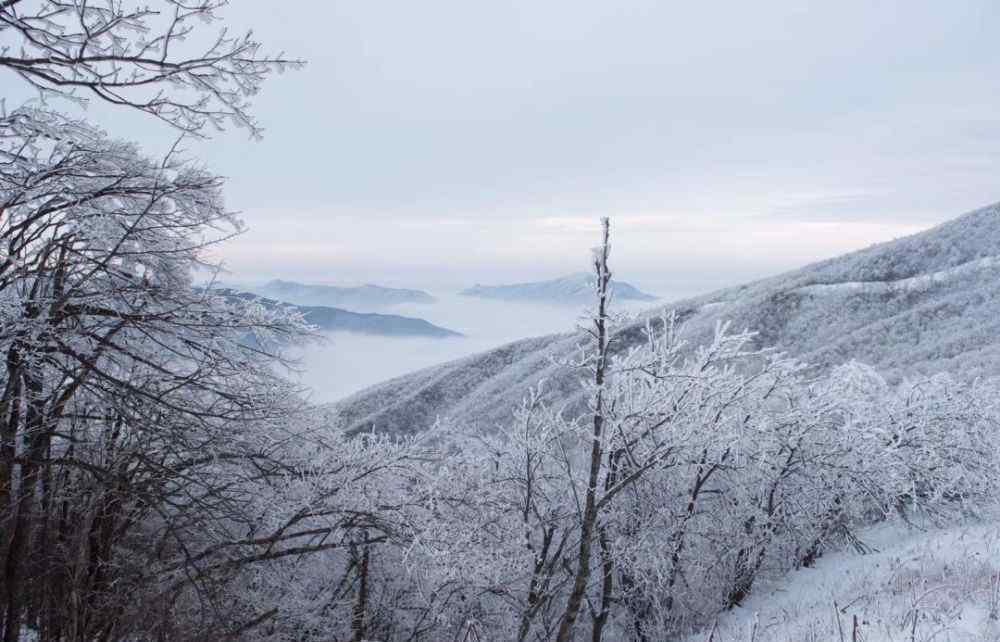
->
xmin=460 ymin=272 xmax=657 ymax=304
xmin=246 ymin=279 xmax=436 ymax=309
xmin=215 ymin=289 xmax=461 ymax=338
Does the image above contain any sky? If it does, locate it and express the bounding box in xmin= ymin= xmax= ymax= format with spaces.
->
xmin=6 ymin=0 xmax=1000 ymax=299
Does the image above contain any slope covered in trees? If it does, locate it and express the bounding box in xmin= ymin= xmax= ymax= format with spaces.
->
xmin=310 ymin=218 xmax=1000 ymax=641
xmin=332 ymin=202 xmax=1000 ymax=435
xmin=681 ymin=518 xmax=1000 ymax=642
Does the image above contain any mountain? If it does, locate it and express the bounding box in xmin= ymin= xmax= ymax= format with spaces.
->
xmin=296 ymin=304 xmax=460 ymax=338
xmin=460 ymin=273 xmax=657 ymax=304
xmin=217 ymin=289 xmax=461 ymax=338
xmin=331 ymin=202 xmax=1000 ymax=435
xmin=249 ymin=279 xmax=436 ymax=308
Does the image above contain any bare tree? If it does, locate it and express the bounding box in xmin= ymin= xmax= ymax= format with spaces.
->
xmin=0 ymin=107 xmax=322 ymax=641
xmin=384 ymin=218 xmax=1000 ymax=642
xmin=0 ymin=0 xmax=302 ymax=137
xmin=553 ymin=217 xmax=613 ymax=642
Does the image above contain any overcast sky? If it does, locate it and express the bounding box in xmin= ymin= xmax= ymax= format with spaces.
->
xmin=9 ymin=0 xmax=999 ymax=298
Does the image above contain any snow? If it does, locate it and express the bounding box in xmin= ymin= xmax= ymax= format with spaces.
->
xmin=797 ymin=255 xmax=1000 ymax=297
xmin=686 ymin=517 xmax=1000 ymax=642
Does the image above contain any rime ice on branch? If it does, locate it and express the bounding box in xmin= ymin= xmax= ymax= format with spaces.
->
xmin=0 ymin=0 xmax=303 ymax=137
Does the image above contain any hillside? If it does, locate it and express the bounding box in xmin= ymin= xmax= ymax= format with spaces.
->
xmin=332 ymin=202 xmax=1000 ymax=434
xmin=460 ymin=272 xmax=657 ymax=304
xmin=682 ymin=517 xmax=1000 ymax=642
xmin=248 ymin=279 xmax=436 ymax=308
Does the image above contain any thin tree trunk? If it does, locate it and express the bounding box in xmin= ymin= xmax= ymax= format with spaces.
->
xmin=555 ymin=218 xmax=612 ymax=642
xmin=3 ymin=368 xmax=45 ymax=642
xmin=590 ymin=526 xmax=614 ymax=642
xmin=0 ymin=350 xmax=23 ymax=623
xmin=351 ymin=536 xmax=371 ymax=642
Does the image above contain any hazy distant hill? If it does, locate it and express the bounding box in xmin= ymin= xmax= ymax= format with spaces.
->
xmin=332 ymin=202 xmax=1000 ymax=435
xmin=217 ymin=289 xmax=461 ymax=338
xmin=297 ymin=304 xmax=460 ymax=338
xmin=249 ymin=279 xmax=436 ymax=308
xmin=460 ymin=272 xmax=657 ymax=304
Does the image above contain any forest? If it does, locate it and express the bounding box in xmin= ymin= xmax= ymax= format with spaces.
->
xmin=1 ymin=3 xmax=999 ymax=642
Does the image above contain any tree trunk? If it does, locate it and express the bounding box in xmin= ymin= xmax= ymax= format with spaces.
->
xmin=3 ymin=368 xmax=45 ymax=642
xmin=555 ymin=218 xmax=611 ymax=642
xmin=351 ymin=537 xmax=371 ymax=642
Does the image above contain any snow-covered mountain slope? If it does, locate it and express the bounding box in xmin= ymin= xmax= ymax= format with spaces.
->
xmin=332 ymin=203 xmax=1000 ymax=435
xmin=460 ymin=272 xmax=657 ymax=304
xmin=248 ymin=279 xmax=436 ymax=308
xmin=683 ymin=518 xmax=1000 ymax=642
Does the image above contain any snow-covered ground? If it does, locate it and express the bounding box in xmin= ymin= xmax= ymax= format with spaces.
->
xmin=687 ymin=517 xmax=1000 ymax=642
xmin=796 ymin=255 xmax=1000 ymax=298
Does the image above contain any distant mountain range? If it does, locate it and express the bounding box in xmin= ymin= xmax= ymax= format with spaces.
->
xmin=332 ymin=202 xmax=1000 ymax=435
xmin=460 ymin=273 xmax=657 ymax=304
xmin=246 ymin=280 xmax=436 ymax=309
xmin=296 ymin=304 xmax=460 ymax=338
xmin=215 ymin=289 xmax=461 ymax=338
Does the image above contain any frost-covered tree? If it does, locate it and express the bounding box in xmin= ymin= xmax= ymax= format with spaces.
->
xmin=0 ymin=107 xmax=324 ymax=641
xmin=388 ymin=221 xmax=801 ymax=640
xmin=376 ymin=220 xmax=1000 ymax=642
xmin=1 ymin=0 xmax=302 ymax=137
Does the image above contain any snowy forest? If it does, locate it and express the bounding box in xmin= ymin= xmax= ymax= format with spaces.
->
xmin=2 ymin=2 xmax=1000 ymax=642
